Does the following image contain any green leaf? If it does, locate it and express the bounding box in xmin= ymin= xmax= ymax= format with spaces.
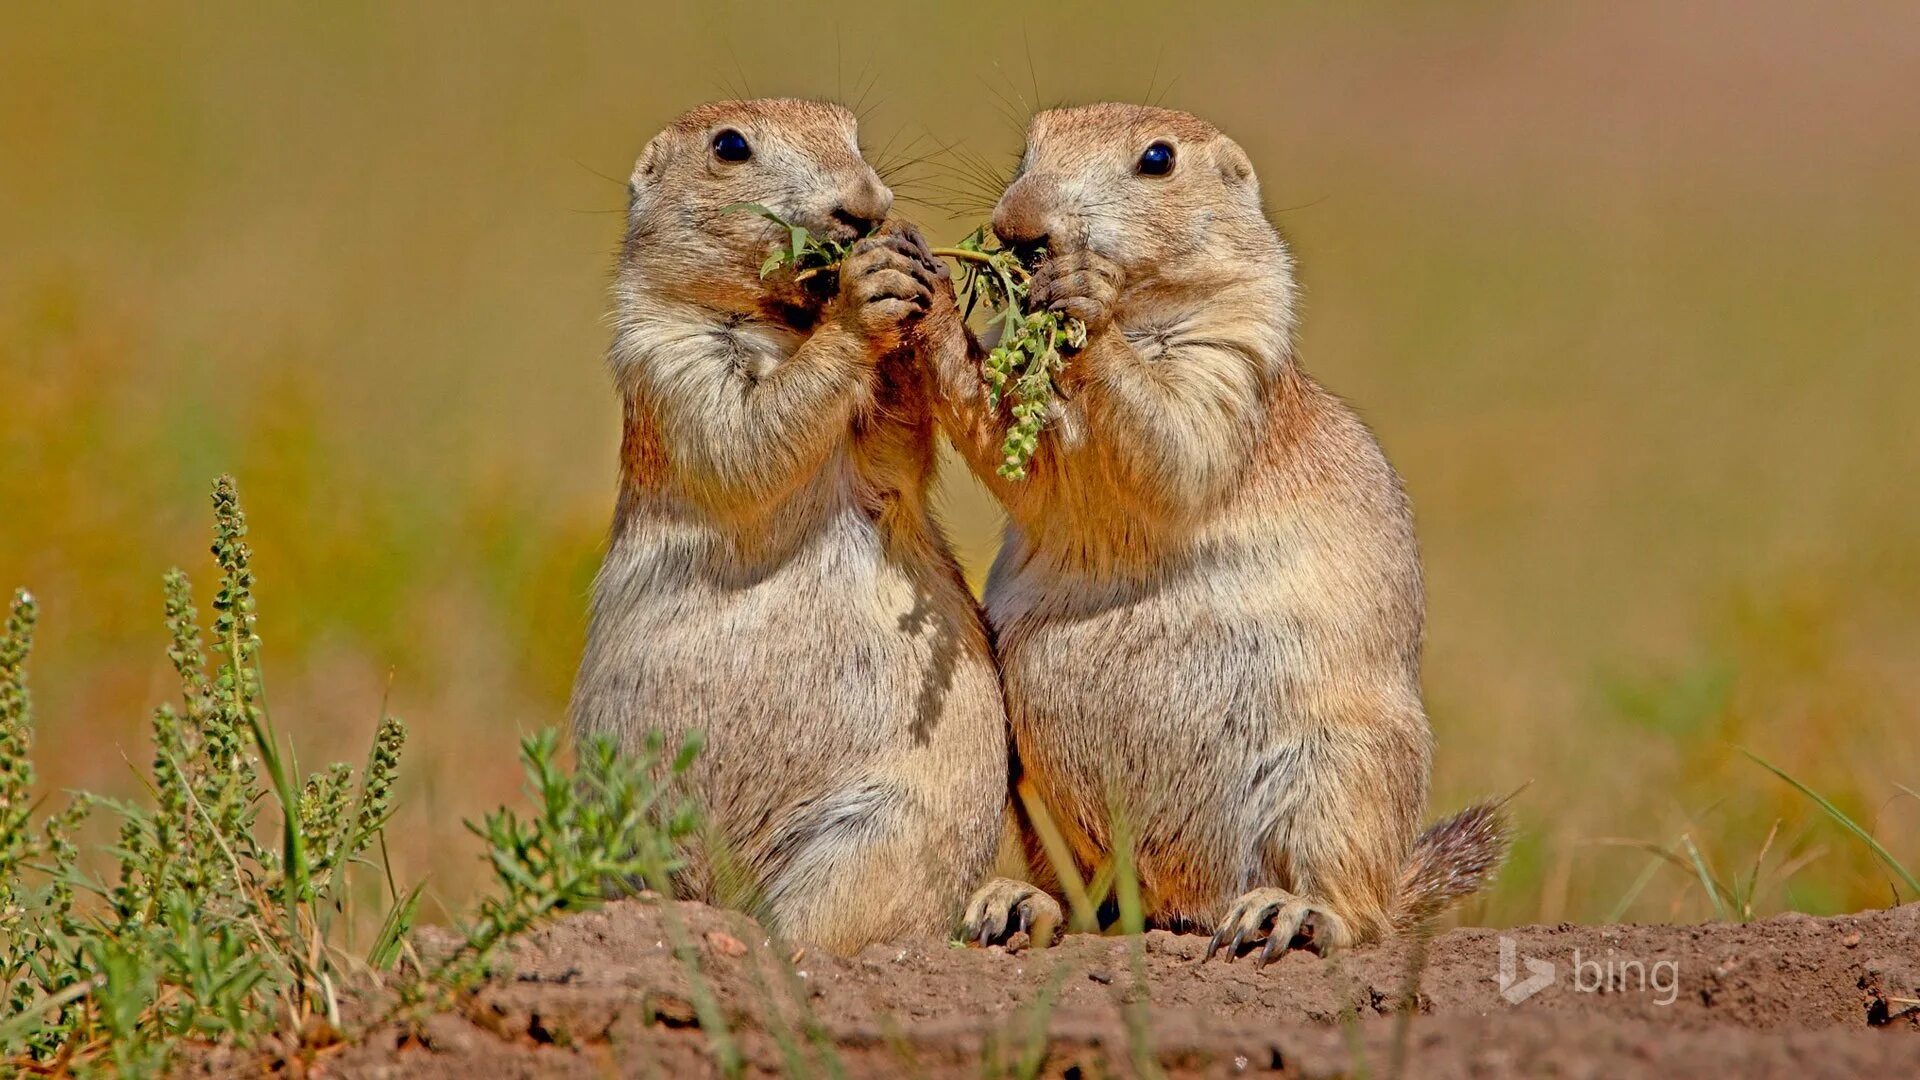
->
xmin=0 ymin=977 xmax=100 ymax=1050
xmin=719 ymin=201 xmax=791 ymax=227
xmin=673 ymin=731 xmax=704 ymax=774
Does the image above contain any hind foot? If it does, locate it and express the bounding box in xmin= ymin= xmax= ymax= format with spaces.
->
xmin=961 ymin=877 xmax=1064 ymax=947
xmin=1200 ymin=888 xmax=1353 ymax=965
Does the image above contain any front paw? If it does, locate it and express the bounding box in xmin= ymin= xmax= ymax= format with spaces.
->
xmin=1029 ymin=249 xmax=1121 ymax=341
xmin=961 ymin=877 xmax=1064 ymax=948
xmin=836 ymin=226 xmax=942 ymax=346
xmin=1199 ymin=888 xmax=1353 ymax=966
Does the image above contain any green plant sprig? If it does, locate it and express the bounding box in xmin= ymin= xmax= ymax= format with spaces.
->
xmin=3 ymin=478 xmax=720 ymax=1072
xmin=1 ymin=479 xmax=420 ymax=1072
xmin=726 ymin=206 xmax=1084 ymax=480
xmin=941 ymin=227 xmax=1086 ymax=480
xmin=723 ymin=202 xmax=854 ymax=283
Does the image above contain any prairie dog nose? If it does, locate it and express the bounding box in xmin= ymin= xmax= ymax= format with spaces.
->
xmin=992 ymin=173 xmax=1058 ymax=249
xmin=834 ymin=176 xmax=892 ymax=236
xmin=831 ymin=204 xmax=881 ymax=237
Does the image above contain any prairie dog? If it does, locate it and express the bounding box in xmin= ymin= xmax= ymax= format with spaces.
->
xmin=919 ymin=104 xmax=1506 ymax=955
xmin=569 ymin=100 xmax=1006 ymax=954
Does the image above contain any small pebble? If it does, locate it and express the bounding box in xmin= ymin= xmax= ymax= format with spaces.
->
xmin=704 ymin=930 xmax=747 ymax=958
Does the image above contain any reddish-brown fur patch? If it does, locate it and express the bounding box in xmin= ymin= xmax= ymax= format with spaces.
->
xmin=619 ymin=394 xmax=669 ymax=494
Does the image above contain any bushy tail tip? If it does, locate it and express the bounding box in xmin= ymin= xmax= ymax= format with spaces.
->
xmin=1392 ymin=798 xmax=1513 ymax=934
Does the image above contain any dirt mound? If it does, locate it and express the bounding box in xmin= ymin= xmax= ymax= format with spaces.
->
xmin=321 ymin=900 xmax=1917 ymax=1077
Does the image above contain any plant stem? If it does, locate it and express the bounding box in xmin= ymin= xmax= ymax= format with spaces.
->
xmin=794 ymin=245 xmax=1028 ymax=285
xmin=932 ymin=246 xmax=1029 ymax=279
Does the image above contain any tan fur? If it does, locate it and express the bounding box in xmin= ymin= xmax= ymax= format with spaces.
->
xmin=570 ymin=100 xmax=1007 ymax=955
xmin=925 ymin=104 xmax=1504 ymax=951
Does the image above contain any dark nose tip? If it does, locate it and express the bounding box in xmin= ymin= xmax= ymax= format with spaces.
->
xmin=992 ymin=220 xmax=1049 ymax=265
xmin=1006 ymin=236 xmax=1049 ymax=265
xmin=990 ymin=219 xmax=1048 ymax=250
xmin=831 ymin=206 xmax=880 ymax=236
xmin=991 ymin=175 xmax=1054 ymax=255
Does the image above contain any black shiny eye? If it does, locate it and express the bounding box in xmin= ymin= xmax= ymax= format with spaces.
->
xmin=712 ymin=129 xmax=751 ymax=163
xmin=1136 ymin=141 xmax=1175 ymax=176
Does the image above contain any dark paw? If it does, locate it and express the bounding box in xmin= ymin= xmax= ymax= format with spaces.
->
xmin=1029 ymin=249 xmax=1120 ymax=340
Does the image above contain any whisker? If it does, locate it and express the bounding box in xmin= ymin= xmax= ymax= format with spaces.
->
xmin=1024 ymin=34 xmax=1042 ymax=116
xmin=976 ymin=74 xmax=1030 ymax=134
xmin=852 ymin=66 xmax=881 ymax=119
xmin=903 ymin=176 xmax=999 ymax=204
xmin=919 ymin=179 xmax=999 ymax=212
xmin=572 ymin=158 xmax=630 ymax=190
xmin=724 ymin=40 xmax=753 ymax=99
xmin=910 ymin=159 xmax=999 ymax=204
xmin=878 ymin=154 xmax=947 ymax=185
xmin=896 ymin=194 xmax=996 ymax=218
xmin=1268 ymin=194 xmax=1333 ymax=216
xmin=875 ymin=135 xmax=939 ymax=178
xmin=1150 ymin=73 xmax=1181 ymax=108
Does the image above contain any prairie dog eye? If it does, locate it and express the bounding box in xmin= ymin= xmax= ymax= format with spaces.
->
xmin=1136 ymin=141 xmax=1175 ymax=176
xmin=712 ymin=129 xmax=752 ymax=163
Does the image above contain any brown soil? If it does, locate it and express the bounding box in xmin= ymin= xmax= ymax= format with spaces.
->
xmin=296 ymin=900 xmax=1915 ymax=1078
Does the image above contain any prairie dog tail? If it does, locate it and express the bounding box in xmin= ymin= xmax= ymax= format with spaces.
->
xmin=1391 ymin=800 xmax=1513 ymax=934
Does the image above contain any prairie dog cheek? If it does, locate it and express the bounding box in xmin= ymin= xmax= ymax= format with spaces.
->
xmin=1082 ymin=217 xmax=1129 ymax=262
xmin=1047 ymin=174 xmax=1103 ymax=249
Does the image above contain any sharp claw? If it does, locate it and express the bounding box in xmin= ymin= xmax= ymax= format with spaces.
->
xmin=982 ymin=906 xmax=1013 ymax=947
xmin=1258 ymin=932 xmax=1285 ymax=968
xmin=1296 ymin=911 xmax=1321 ymax=953
xmin=1017 ymin=905 xmax=1032 ymax=935
xmin=1228 ymin=927 xmax=1249 ymax=961
xmin=1201 ymin=927 xmax=1226 ymax=963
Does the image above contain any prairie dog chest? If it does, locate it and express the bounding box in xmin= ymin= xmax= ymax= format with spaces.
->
xmin=986 ymin=544 xmax=1306 ymax=737
xmin=611 ymin=501 xmax=918 ymax=647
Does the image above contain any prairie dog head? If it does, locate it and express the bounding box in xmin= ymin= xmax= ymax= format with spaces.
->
xmin=993 ymin=104 xmax=1285 ymax=286
xmin=623 ymin=99 xmax=892 ymax=313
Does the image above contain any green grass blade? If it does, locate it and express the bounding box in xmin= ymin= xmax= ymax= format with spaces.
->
xmin=1605 ymin=848 xmax=1668 ymax=923
xmin=1108 ymin=811 xmax=1163 ymax=1080
xmin=652 ymin=899 xmax=743 ymax=1078
xmin=1012 ymin=962 xmax=1073 ymax=1080
xmin=246 ymin=713 xmax=309 ymax=929
xmin=1743 ymin=748 xmax=1920 ymax=898
xmin=368 ymin=881 xmax=425 ymax=969
xmin=1017 ymin=779 xmax=1097 ymax=933
xmin=1677 ymin=834 xmax=1728 ymax=920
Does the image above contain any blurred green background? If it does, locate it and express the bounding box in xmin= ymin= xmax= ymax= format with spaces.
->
xmin=4 ymin=0 xmax=1916 ymax=928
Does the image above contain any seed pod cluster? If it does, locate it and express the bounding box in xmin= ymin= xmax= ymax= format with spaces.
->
xmin=943 ymin=227 xmax=1085 ymax=480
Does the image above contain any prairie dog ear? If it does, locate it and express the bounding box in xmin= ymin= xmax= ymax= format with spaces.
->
xmin=1216 ymin=137 xmax=1256 ymax=187
xmin=630 ymin=134 xmax=667 ymax=189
